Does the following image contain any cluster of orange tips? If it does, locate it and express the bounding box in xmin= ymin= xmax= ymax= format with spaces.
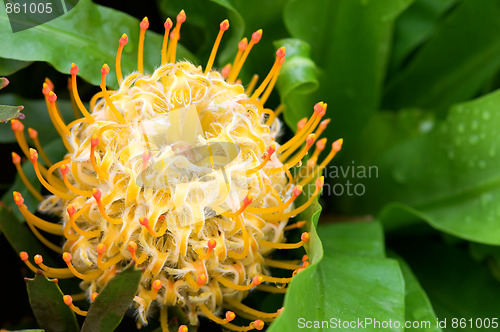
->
xmin=10 ymin=9 xmax=342 ymax=332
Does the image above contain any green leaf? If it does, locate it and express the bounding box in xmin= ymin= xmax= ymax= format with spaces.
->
xmin=0 ymin=206 xmax=58 ymax=267
xmin=360 ymin=89 xmax=500 ymax=244
xmin=81 ymin=262 xmax=143 ymax=332
xmin=274 ymin=38 xmax=319 ymax=130
xmin=384 ymin=0 xmax=500 ymax=111
xmin=389 ymin=0 xmax=456 ymax=74
xmin=281 ymin=0 xmax=412 ymax=143
xmin=26 ymin=271 xmax=79 ymax=332
xmin=391 ymin=254 xmax=441 ymax=332
xmin=394 ymin=236 xmax=500 ymax=328
xmin=0 ymin=104 xmax=24 ymax=122
xmin=269 ymin=220 xmax=405 ymax=332
xmin=0 ymin=0 xmax=195 ymax=87
xmin=0 ymin=94 xmax=74 ymax=144
xmin=0 ymin=58 xmax=32 ymax=76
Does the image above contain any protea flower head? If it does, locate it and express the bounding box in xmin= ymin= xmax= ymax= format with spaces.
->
xmin=11 ymin=10 xmax=342 ymax=331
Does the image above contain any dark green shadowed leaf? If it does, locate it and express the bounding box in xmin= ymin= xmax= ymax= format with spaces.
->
xmin=395 ymin=236 xmax=500 ymax=327
xmin=274 ymin=38 xmax=318 ymax=130
xmin=0 ymin=207 xmax=58 ymax=267
xmin=389 ymin=0 xmax=456 ymax=74
xmin=0 ymin=0 xmax=196 ymax=87
xmin=26 ymin=271 xmax=79 ymax=332
xmin=384 ymin=0 xmax=500 ymax=112
xmin=0 ymin=58 xmax=32 ymax=76
xmin=390 ymin=254 xmax=441 ymax=332
xmin=269 ymin=218 xmax=405 ymax=332
xmin=359 ymin=89 xmax=500 ymax=244
xmin=281 ymin=0 xmax=412 ymax=144
xmin=81 ymin=262 xmax=143 ymax=332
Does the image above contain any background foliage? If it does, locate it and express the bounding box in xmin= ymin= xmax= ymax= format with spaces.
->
xmin=1 ymin=0 xmax=500 ymax=331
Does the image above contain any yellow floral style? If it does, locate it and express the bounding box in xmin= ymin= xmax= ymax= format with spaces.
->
xmin=11 ymin=10 xmax=342 ymax=332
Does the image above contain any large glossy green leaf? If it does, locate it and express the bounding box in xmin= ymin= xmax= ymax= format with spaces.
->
xmin=269 ymin=220 xmax=405 ymax=332
xmin=81 ymin=263 xmax=143 ymax=332
xmin=359 ymin=89 xmax=500 ymax=244
xmin=384 ymin=0 xmax=500 ymax=111
xmin=389 ymin=0 xmax=456 ymax=74
xmin=394 ymin=236 xmax=500 ymax=329
xmin=280 ymin=0 xmax=412 ymax=143
xmin=0 ymin=0 xmax=195 ymax=87
xmin=26 ymin=271 xmax=79 ymax=332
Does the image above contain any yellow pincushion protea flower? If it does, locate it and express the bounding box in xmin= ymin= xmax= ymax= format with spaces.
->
xmin=10 ymin=10 xmax=342 ymax=331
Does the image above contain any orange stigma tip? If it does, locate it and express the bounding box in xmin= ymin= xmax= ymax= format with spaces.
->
xmin=90 ymin=135 xmax=99 ymax=147
xmin=142 ymin=151 xmax=150 ymax=161
xmin=306 ymin=134 xmax=315 ymax=146
xmin=48 ymin=91 xmax=57 ymax=103
xmin=178 ymin=326 xmax=188 ymax=332
xmin=208 ymin=239 xmax=217 ymax=249
xmin=11 ymin=152 xmax=20 ymax=164
xmin=238 ymin=38 xmax=248 ymax=51
xmin=97 ymin=243 xmax=106 ymax=255
xmin=29 ymin=148 xmax=38 ymax=162
xmin=11 ymin=119 xmax=23 ymax=131
xmin=315 ymin=176 xmax=325 ymax=188
xmin=128 ymin=241 xmax=137 ymax=252
xmin=222 ymin=64 xmax=231 ymax=78
xmin=302 ymin=261 xmax=310 ymax=268
xmin=140 ymin=17 xmax=149 ymax=30
xmin=302 ymin=255 xmax=309 ymax=262
xmin=197 ymin=273 xmax=207 ymax=286
xmin=34 ymin=254 xmax=43 ymax=265
xmin=177 ymin=10 xmax=186 ymax=23
xmin=28 ymin=128 xmax=38 ymax=139
xmin=20 ymin=251 xmax=28 ymax=261
xmin=70 ymin=63 xmax=78 ymax=76
xmin=252 ymin=275 xmax=263 ymax=285
xmin=252 ymin=29 xmax=263 ymax=43
xmin=276 ymin=46 xmax=285 ymax=58
xmin=62 ymin=252 xmax=72 ymax=262
xmin=119 ymin=34 xmax=128 ymax=46
xmin=267 ymin=144 xmax=276 ymax=155
xmin=244 ymin=194 xmax=253 ymax=205
xmin=320 ymin=118 xmax=331 ymax=129
xmin=60 ymin=164 xmax=69 ymax=175
xmin=293 ymin=185 xmax=303 ymax=196
xmin=139 ymin=217 xmax=149 ymax=227
xmin=13 ymin=191 xmax=24 ymax=205
xmin=253 ymin=320 xmax=265 ymax=330
xmin=220 ymin=19 xmax=229 ymax=31
xmin=67 ymin=205 xmax=76 ymax=216
xmin=301 ymin=232 xmax=310 ymax=242
xmin=101 ymin=64 xmax=110 ymax=75
xmin=91 ymin=292 xmax=98 ymax=301
xmin=314 ymin=102 xmax=325 ymax=114
xmin=63 ymin=295 xmax=73 ymax=306
xmin=164 ymin=18 xmax=173 ymax=29
xmin=333 ymin=138 xmax=343 ymax=151
xmin=316 ymin=138 xmax=327 ymax=150
xmin=42 ymin=83 xmax=51 ymax=95
xmin=225 ymin=311 xmax=236 ymax=322
xmin=92 ymin=188 xmax=102 ymax=201
xmin=152 ymin=280 xmax=162 ymax=291
xmin=278 ymin=307 xmax=284 ymax=314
